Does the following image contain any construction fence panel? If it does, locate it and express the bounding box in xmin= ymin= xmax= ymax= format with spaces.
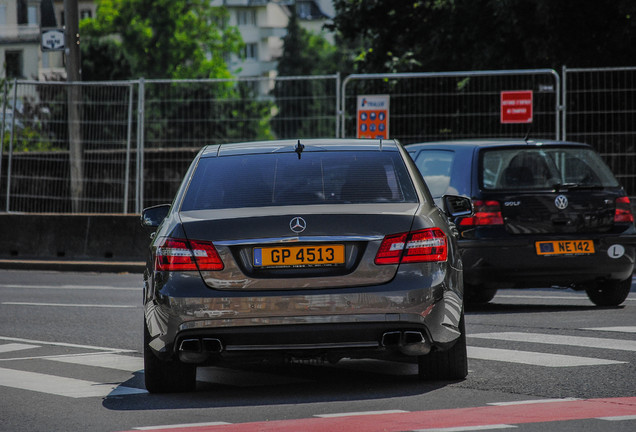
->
xmin=562 ymin=67 xmax=636 ymax=201
xmin=341 ymin=70 xmax=560 ymax=143
xmin=1 ymin=80 xmax=136 ymax=213
xmin=5 ymin=68 xmax=636 ymax=213
xmin=140 ymin=75 xmax=340 ymax=209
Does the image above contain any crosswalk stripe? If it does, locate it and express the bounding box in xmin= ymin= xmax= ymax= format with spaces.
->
xmin=470 ymin=332 xmax=636 ymax=352
xmin=581 ymin=326 xmax=636 ymax=333
xmin=47 ymin=353 xmax=144 ymax=372
xmin=467 ymin=347 xmax=625 ymax=367
xmin=0 ymin=367 xmax=146 ymax=398
xmin=0 ymin=343 xmax=39 ymax=354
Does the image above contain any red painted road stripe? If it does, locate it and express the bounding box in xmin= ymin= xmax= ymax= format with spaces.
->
xmin=124 ymin=396 xmax=636 ymax=432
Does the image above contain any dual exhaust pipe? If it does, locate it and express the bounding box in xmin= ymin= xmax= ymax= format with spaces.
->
xmin=178 ymin=337 xmax=223 ymax=363
xmin=381 ymin=330 xmax=431 ymax=355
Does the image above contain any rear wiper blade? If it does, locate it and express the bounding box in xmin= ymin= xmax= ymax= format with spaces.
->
xmin=552 ymin=182 xmax=604 ymax=191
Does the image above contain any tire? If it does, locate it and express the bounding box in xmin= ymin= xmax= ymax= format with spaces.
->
xmin=144 ymin=322 xmax=197 ymax=393
xmin=465 ymin=284 xmax=497 ymax=304
xmin=418 ymin=312 xmax=468 ymax=380
xmin=585 ymin=278 xmax=632 ymax=307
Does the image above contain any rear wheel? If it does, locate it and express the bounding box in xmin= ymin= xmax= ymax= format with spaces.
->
xmin=585 ymin=278 xmax=632 ymax=307
xmin=418 ymin=312 xmax=468 ymax=380
xmin=144 ymin=322 xmax=197 ymax=393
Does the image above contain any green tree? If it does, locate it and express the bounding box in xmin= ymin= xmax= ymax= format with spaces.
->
xmin=273 ymin=9 xmax=344 ymax=138
xmin=80 ymin=0 xmax=243 ymax=79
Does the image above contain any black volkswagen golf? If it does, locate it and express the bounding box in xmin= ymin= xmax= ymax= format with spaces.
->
xmin=141 ymin=139 xmax=471 ymax=393
xmin=407 ymin=139 xmax=636 ymax=306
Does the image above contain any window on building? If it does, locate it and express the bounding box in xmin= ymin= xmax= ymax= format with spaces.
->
xmin=28 ymin=5 xmax=37 ymax=25
xmin=0 ymin=5 xmax=6 ymax=26
xmin=237 ymin=9 xmax=256 ymax=26
xmin=17 ymin=0 xmax=27 ymax=24
xmin=5 ymin=51 xmax=24 ymax=79
xmin=242 ymin=43 xmax=258 ymax=60
xmin=297 ymin=1 xmax=313 ymax=19
xmin=80 ymin=9 xmax=92 ymax=20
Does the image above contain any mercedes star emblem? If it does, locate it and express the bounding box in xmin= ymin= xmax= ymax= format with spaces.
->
xmin=289 ymin=216 xmax=307 ymax=233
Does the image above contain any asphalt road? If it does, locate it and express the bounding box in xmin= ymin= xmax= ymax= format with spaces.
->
xmin=0 ymin=269 xmax=635 ymax=432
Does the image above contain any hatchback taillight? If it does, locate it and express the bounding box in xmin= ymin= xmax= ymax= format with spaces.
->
xmin=155 ymin=238 xmax=224 ymax=271
xmin=459 ymin=200 xmax=504 ymax=226
xmin=375 ymin=228 xmax=448 ymax=265
xmin=615 ymin=196 xmax=634 ymax=223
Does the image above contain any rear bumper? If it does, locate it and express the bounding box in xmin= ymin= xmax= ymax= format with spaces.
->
xmin=460 ymin=235 xmax=636 ymax=288
xmin=144 ymin=267 xmax=463 ymax=363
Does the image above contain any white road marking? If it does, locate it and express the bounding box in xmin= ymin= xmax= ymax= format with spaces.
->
xmin=134 ymin=423 xmax=231 ymax=430
xmin=316 ymin=410 xmax=408 ymax=418
xmin=0 ymin=335 xmax=134 ymax=353
xmin=2 ymin=302 xmax=137 ymax=308
xmin=0 ymin=367 xmax=146 ymax=398
xmin=598 ymin=415 xmax=636 ymax=421
xmin=0 ymin=343 xmax=39 ymax=354
xmin=48 ymin=353 xmax=143 ymax=372
xmin=470 ymin=332 xmax=636 ymax=352
xmin=581 ymin=326 xmax=636 ymax=333
xmin=467 ymin=346 xmax=624 ymax=367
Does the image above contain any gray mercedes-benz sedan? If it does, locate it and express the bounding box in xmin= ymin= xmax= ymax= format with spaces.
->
xmin=141 ymin=139 xmax=471 ymax=393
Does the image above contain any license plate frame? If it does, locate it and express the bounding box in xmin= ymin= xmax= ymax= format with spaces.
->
xmin=253 ymin=244 xmax=346 ymax=268
xmin=535 ymin=240 xmax=595 ymax=256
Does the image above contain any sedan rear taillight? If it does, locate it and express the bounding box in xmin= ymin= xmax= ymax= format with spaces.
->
xmin=615 ymin=196 xmax=634 ymax=223
xmin=155 ymin=238 xmax=224 ymax=271
xmin=459 ymin=200 xmax=504 ymax=226
xmin=375 ymin=228 xmax=448 ymax=265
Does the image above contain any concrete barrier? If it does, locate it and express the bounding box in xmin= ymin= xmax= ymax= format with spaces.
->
xmin=0 ymin=213 xmax=149 ymax=272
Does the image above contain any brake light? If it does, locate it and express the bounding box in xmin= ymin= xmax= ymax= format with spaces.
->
xmin=459 ymin=200 xmax=503 ymax=226
xmin=615 ymin=196 xmax=634 ymax=223
xmin=155 ymin=238 xmax=224 ymax=271
xmin=375 ymin=228 xmax=447 ymax=265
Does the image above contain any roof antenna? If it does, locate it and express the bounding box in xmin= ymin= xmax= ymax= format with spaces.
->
xmin=523 ymin=126 xmax=532 ymax=144
xmin=294 ymin=140 xmax=305 ymax=159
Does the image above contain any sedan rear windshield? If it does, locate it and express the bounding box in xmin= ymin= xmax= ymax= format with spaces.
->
xmin=481 ymin=147 xmax=620 ymax=191
xmin=181 ymin=151 xmax=418 ymax=210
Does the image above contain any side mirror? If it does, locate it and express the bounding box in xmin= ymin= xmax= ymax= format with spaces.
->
xmin=442 ymin=195 xmax=473 ymax=218
xmin=141 ymin=204 xmax=171 ymax=229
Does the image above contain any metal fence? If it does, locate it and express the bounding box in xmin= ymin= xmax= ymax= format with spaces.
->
xmin=341 ymin=69 xmax=560 ymax=143
xmin=562 ymin=67 xmax=636 ymax=201
xmin=1 ymin=67 xmax=635 ymax=213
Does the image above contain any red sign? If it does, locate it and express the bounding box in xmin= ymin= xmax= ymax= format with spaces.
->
xmin=501 ymin=90 xmax=533 ymax=124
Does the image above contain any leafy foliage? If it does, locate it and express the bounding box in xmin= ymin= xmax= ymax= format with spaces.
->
xmin=330 ymin=0 xmax=636 ymax=73
xmin=80 ymin=0 xmax=243 ymax=79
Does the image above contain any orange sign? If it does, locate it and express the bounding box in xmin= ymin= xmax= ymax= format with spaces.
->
xmin=357 ymin=95 xmax=389 ymax=139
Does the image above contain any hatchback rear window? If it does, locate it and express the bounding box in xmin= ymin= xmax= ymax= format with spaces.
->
xmin=481 ymin=147 xmax=620 ymax=190
xmin=181 ymin=151 xmax=418 ymax=210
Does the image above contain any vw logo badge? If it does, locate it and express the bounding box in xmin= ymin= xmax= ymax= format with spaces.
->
xmin=554 ymin=195 xmax=569 ymax=210
xmin=289 ymin=216 xmax=307 ymax=233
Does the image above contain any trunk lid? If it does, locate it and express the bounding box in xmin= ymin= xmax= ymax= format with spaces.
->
xmin=179 ymin=203 xmax=420 ymax=290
